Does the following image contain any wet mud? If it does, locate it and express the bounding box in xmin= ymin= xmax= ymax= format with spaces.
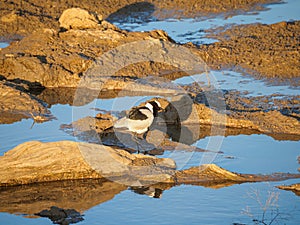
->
xmin=0 ymin=19 xmax=176 ymax=87
xmin=2 ymin=14 xmax=299 ymax=87
xmin=197 ymin=20 xmax=300 ymax=81
xmin=0 ymin=5 xmax=298 ymax=162
xmin=0 ymin=6 xmax=299 ymax=132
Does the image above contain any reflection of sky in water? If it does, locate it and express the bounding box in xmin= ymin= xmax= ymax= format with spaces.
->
xmin=174 ymin=70 xmax=300 ymax=96
xmin=114 ymin=0 xmax=300 ymax=44
xmin=0 ymin=42 xmax=9 ymax=48
xmin=81 ymin=181 xmax=300 ymax=225
xmin=183 ymin=134 xmax=300 ymax=174
xmin=0 ymin=104 xmax=75 ymax=154
xmin=1 ymin=180 xmax=300 ymax=225
xmin=0 ymin=96 xmax=163 ymax=154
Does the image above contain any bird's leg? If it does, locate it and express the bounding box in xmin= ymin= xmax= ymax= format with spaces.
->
xmin=130 ymin=132 xmax=149 ymax=154
xmin=130 ymin=133 xmax=141 ymax=153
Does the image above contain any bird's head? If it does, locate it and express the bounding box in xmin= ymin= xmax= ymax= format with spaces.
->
xmin=145 ymin=100 xmax=163 ymax=116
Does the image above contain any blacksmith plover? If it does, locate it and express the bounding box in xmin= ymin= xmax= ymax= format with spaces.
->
xmin=113 ymin=100 xmax=163 ymax=136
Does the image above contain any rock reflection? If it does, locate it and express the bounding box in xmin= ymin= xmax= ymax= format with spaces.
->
xmin=0 ymin=179 xmax=126 ymax=216
xmin=36 ymin=206 xmax=84 ymax=225
xmin=2 ymin=169 xmax=297 ymax=220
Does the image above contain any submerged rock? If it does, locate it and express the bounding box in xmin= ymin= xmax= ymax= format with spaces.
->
xmin=175 ymin=164 xmax=300 ymax=185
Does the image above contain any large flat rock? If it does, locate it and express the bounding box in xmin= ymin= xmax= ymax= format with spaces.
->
xmin=0 ymin=141 xmax=176 ymax=187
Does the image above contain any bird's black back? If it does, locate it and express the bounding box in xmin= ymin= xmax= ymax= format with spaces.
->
xmin=127 ymin=106 xmax=149 ymax=120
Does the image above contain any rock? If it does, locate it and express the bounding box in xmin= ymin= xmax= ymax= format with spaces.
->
xmin=64 ymin=93 xmax=300 ymax=149
xmin=0 ymin=168 xmax=299 ymax=219
xmin=0 ymin=141 xmax=176 ymax=187
xmin=59 ymin=8 xmax=102 ymax=30
xmin=175 ymin=164 xmax=300 ymax=186
xmin=0 ymin=81 xmax=51 ymax=124
xmin=277 ymin=183 xmax=300 ymax=196
xmin=0 ymin=17 xmax=182 ymax=88
xmin=0 ymin=11 xmax=18 ymax=23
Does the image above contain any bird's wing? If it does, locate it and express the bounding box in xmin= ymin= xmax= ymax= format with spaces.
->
xmin=113 ymin=117 xmax=128 ymax=128
xmin=127 ymin=107 xmax=149 ymax=120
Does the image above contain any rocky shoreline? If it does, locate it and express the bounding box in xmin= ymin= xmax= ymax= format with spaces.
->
xmin=0 ymin=7 xmax=299 ymax=138
xmin=0 ymin=0 xmax=299 ymax=206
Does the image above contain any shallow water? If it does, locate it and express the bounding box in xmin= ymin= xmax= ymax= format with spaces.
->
xmin=174 ymin=70 xmax=300 ymax=96
xmin=79 ymin=181 xmax=300 ymax=225
xmin=1 ymin=180 xmax=300 ymax=225
xmin=0 ymin=42 xmax=9 ymax=48
xmin=1 ymin=0 xmax=300 ymax=224
xmin=113 ymin=0 xmax=300 ymax=44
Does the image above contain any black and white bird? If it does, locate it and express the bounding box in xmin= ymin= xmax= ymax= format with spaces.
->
xmin=113 ymin=100 xmax=163 ymax=136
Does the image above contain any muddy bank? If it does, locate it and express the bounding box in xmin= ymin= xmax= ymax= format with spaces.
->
xmin=0 ymin=9 xmax=183 ymax=88
xmin=0 ymin=80 xmax=51 ymax=124
xmin=0 ymin=0 xmax=281 ymax=38
xmin=220 ymin=92 xmax=300 ymax=137
xmin=1 ymin=7 xmax=299 ymax=88
xmin=196 ymin=20 xmax=300 ymax=80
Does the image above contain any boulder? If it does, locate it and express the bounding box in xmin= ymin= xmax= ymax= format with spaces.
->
xmin=59 ymin=8 xmax=102 ymax=30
